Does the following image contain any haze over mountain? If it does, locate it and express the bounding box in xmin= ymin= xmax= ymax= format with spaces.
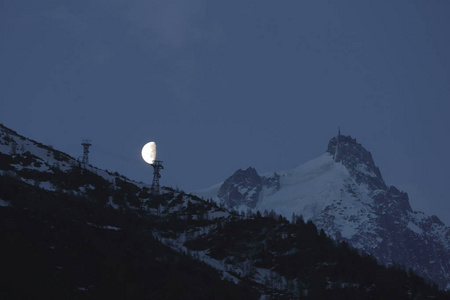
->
xmin=195 ymin=133 xmax=450 ymax=290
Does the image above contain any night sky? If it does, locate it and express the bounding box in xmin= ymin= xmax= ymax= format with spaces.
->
xmin=1 ymin=1 xmax=449 ymax=224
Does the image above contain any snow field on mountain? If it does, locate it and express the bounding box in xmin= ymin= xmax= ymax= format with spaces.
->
xmin=257 ymin=153 xmax=379 ymax=242
xmin=195 ymin=153 xmax=381 ymax=241
xmin=258 ymin=154 xmax=346 ymax=219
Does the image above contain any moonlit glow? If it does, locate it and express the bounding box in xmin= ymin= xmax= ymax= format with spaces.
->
xmin=142 ymin=141 xmax=157 ymax=164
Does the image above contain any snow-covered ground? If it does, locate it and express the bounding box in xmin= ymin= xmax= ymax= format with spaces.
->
xmin=153 ymin=230 xmax=296 ymax=295
xmin=258 ymin=153 xmax=350 ymax=220
xmin=0 ymin=199 xmax=11 ymax=207
xmin=0 ymin=126 xmax=151 ymax=198
xmin=196 ymin=153 xmax=376 ymax=229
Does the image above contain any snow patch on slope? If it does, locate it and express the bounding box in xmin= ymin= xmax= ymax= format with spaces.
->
xmin=257 ymin=153 xmax=349 ymax=220
xmin=0 ymin=199 xmax=11 ymax=207
xmin=407 ymin=222 xmax=424 ymax=235
xmin=192 ymin=182 xmax=222 ymax=201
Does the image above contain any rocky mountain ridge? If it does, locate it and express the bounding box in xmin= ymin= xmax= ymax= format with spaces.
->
xmin=196 ymin=134 xmax=450 ymax=289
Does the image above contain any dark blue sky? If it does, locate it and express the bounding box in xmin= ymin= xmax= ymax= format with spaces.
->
xmin=1 ymin=1 xmax=449 ymax=223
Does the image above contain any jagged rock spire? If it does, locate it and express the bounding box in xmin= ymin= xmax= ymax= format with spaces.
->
xmin=327 ymin=134 xmax=386 ymax=190
xmin=217 ymin=167 xmax=280 ymax=208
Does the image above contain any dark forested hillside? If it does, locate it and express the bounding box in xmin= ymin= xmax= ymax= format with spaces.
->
xmin=185 ymin=214 xmax=443 ymax=299
xmin=0 ymin=177 xmax=258 ymax=299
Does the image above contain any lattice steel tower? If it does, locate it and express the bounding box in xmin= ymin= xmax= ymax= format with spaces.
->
xmin=81 ymin=140 xmax=92 ymax=165
xmin=151 ymin=160 xmax=164 ymax=195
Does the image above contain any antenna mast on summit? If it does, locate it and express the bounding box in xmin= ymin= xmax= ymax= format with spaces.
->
xmin=81 ymin=140 xmax=92 ymax=166
xmin=151 ymin=161 xmax=164 ymax=195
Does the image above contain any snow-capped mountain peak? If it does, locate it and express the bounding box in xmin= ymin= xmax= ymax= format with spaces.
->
xmin=195 ymin=134 xmax=450 ymax=289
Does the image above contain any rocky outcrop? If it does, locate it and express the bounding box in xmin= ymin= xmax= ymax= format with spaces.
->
xmin=217 ymin=168 xmax=280 ymax=208
xmin=327 ymin=134 xmax=386 ymax=190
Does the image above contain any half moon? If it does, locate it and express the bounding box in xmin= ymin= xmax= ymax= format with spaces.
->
xmin=142 ymin=141 xmax=157 ymax=164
